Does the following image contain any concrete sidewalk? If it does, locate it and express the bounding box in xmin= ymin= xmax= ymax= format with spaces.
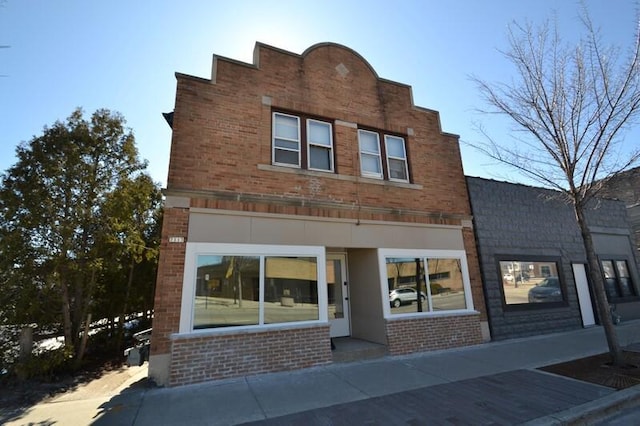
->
xmin=6 ymin=321 xmax=640 ymax=425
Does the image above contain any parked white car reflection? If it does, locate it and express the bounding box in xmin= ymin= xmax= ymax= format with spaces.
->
xmin=389 ymin=287 xmax=426 ymax=308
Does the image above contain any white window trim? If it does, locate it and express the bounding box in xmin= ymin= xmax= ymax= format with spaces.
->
xmin=306 ymin=118 xmax=334 ymax=172
xmin=378 ymin=248 xmax=475 ymax=319
xmin=358 ymin=129 xmax=383 ymax=179
xmin=180 ymin=242 xmax=327 ymax=334
xmin=272 ymin=112 xmax=301 ymax=168
xmin=384 ymin=135 xmax=409 ymax=183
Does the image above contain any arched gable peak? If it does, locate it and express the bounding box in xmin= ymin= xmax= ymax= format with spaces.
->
xmin=301 ymin=42 xmax=380 ymax=79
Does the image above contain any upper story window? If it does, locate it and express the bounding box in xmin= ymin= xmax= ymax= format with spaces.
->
xmin=307 ymin=119 xmax=333 ymax=171
xmin=273 ymin=113 xmax=300 ymax=167
xmin=385 ymin=135 xmax=409 ymax=181
xmin=272 ymin=112 xmax=334 ymax=172
xmin=358 ymin=129 xmax=409 ymax=182
xmin=358 ymin=130 xmax=383 ymax=178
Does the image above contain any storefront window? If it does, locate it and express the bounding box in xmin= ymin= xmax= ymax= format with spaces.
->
xmin=386 ymin=254 xmax=470 ymax=315
xmin=428 ymin=258 xmax=467 ymax=311
xmin=194 ymin=255 xmax=259 ymax=328
xmin=264 ymin=257 xmax=318 ymax=324
xmin=499 ymin=259 xmax=564 ymax=306
xmin=602 ymin=259 xmax=636 ymax=299
xmin=187 ymin=245 xmax=323 ymax=331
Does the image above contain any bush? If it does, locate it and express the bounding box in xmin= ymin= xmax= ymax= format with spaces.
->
xmin=13 ymin=345 xmax=75 ymax=381
xmin=0 ymin=325 xmax=20 ymax=376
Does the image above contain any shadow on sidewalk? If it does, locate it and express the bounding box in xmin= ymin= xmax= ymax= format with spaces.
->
xmin=91 ymin=376 xmax=156 ymax=425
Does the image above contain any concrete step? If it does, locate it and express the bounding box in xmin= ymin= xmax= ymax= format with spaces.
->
xmin=331 ymin=337 xmax=388 ymax=363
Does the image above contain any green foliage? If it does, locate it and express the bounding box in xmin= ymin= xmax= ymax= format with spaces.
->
xmin=13 ymin=346 xmax=75 ymax=381
xmin=0 ymin=326 xmax=20 ymax=375
xmin=0 ymin=108 xmax=162 ymax=362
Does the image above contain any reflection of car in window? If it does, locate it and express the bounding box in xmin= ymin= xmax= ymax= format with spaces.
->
xmin=389 ymin=287 xmax=426 ymax=308
xmin=527 ymin=277 xmax=562 ymax=303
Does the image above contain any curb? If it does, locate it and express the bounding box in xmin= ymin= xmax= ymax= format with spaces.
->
xmin=522 ymin=384 xmax=640 ymax=425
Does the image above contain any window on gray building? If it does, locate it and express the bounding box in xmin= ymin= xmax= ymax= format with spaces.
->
xmin=498 ymin=258 xmax=566 ymax=308
xmin=602 ymin=259 xmax=636 ymax=299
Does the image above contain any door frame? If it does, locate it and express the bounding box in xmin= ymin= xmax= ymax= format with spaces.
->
xmin=572 ymin=262 xmax=596 ymax=327
xmin=327 ymin=253 xmax=350 ymax=337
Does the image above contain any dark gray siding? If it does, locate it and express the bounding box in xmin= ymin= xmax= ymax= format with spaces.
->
xmin=466 ymin=177 xmax=640 ymax=341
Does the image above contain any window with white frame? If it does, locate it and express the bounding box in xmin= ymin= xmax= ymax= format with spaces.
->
xmin=182 ymin=243 xmax=326 ymax=331
xmin=359 ymin=129 xmax=410 ymax=182
xmin=358 ymin=129 xmax=383 ymax=178
xmin=272 ymin=112 xmax=334 ymax=172
xmin=385 ymin=135 xmax=409 ymax=182
xmin=380 ymin=249 xmax=472 ymax=316
xmin=307 ymin=119 xmax=334 ymax=171
xmin=273 ymin=112 xmax=301 ymax=167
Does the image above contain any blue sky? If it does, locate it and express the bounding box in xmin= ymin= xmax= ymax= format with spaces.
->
xmin=1 ymin=1 xmax=638 ymax=187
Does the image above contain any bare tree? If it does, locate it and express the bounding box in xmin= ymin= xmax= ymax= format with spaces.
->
xmin=470 ymin=6 xmax=640 ymax=365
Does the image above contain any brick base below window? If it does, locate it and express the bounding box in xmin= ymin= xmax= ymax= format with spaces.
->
xmin=385 ymin=314 xmax=482 ymax=356
xmin=168 ymin=325 xmax=332 ymax=386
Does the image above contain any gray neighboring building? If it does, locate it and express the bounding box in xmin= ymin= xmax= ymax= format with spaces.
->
xmin=467 ymin=177 xmax=640 ymax=341
xmin=597 ymin=166 xmax=640 ymax=253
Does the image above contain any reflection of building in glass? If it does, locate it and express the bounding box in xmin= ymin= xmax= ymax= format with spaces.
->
xmin=386 ymin=257 xmax=468 ymax=312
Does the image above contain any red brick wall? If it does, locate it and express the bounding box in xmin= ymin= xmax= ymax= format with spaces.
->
xmin=150 ymin=206 xmax=189 ymax=356
xmin=167 ymin=43 xmax=471 ymax=219
xmin=154 ymin=43 xmax=488 ymax=381
xmin=169 ymin=325 xmax=332 ymax=386
xmin=385 ymin=314 xmax=483 ymax=355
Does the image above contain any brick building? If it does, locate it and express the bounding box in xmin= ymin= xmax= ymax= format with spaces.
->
xmin=149 ymin=42 xmax=488 ymax=387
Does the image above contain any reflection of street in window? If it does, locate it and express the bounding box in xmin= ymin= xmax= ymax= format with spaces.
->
xmin=500 ymin=260 xmax=563 ymax=305
xmin=194 ymin=296 xmax=319 ymax=328
xmin=390 ymin=290 xmax=466 ymax=313
xmin=194 ymin=253 xmax=320 ymax=329
xmin=503 ymin=277 xmax=545 ymax=304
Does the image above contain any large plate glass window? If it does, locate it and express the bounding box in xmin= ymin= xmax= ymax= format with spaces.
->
xmin=384 ymin=135 xmax=408 ymax=182
xmin=386 ymin=255 xmax=469 ymax=315
xmin=264 ymin=256 xmax=318 ymax=323
xmin=190 ymin=247 xmax=322 ymax=331
xmin=194 ymin=256 xmax=260 ymax=328
xmin=498 ymin=259 xmax=565 ymax=306
xmin=358 ymin=129 xmax=382 ymax=178
xmin=307 ymin=119 xmax=333 ymax=171
xmin=273 ymin=112 xmax=300 ymax=167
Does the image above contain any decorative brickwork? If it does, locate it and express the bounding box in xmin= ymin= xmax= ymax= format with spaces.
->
xmin=166 ymin=43 xmax=472 ymax=221
xmin=385 ymin=314 xmax=483 ymax=355
xmin=169 ymin=325 xmax=331 ymax=386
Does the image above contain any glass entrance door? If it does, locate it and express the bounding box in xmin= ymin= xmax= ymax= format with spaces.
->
xmin=327 ymin=254 xmax=350 ymax=337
